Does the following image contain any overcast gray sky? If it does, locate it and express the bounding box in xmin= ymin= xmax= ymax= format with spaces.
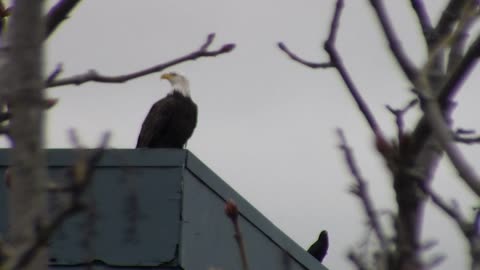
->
xmin=7 ymin=0 xmax=480 ymax=269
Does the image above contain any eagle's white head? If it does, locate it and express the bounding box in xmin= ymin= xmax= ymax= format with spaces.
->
xmin=161 ymin=72 xmax=191 ymax=97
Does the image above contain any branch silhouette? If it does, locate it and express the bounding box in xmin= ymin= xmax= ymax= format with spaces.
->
xmin=279 ymin=0 xmax=384 ymax=139
xmin=47 ymin=33 xmax=235 ymax=87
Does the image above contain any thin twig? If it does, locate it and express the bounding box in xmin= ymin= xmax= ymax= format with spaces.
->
xmin=386 ymin=99 xmax=418 ymax=142
xmin=324 ymin=0 xmax=342 ymax=43
xmin=454 ymin=128 xmax=480 ymax=144
xmin=277 ymin=43 xmax=333 ymax=68
xmin=68 ymin=128 xmax=81 ymax=148
xmin=279 ymin=0 xmax=383 ymax=138
xmin=324 ymin=0 xmax=383 ymax=137
xmin=337 ymin=129 xmax=388 ymax=251
xmin=45 ymin=63 xmax=63 ymax=85
xmin=47 ymin=33 xmax=235 ymax=87
xmin=454 ymin=135 xmax=480 ymax=144
xmin=410 ymin=0 xmax=433 ymax=45
xmin=425 ymin=255 xmax=446 ymax=269
xmin=7 ymin=132 xmax=110 ymax=270
xmin=416 ymin=178 xmax=479 ymax=268
xmin=225 ymin=200 xmax=249 ymax=270
xmin=368 ymin=0 xmax=418 ymax=82
xmin=456 ymin=128 xmax=475 ymax=135
xmin=418 ymin=180 xmax=467 ymax=228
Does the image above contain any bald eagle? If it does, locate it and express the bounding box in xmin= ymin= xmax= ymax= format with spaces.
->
xmin=136 ymin=72 xmax=198 ymax=148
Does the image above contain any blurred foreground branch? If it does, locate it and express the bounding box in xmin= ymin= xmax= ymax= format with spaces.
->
xmin=279 ymin=0 xmax=480 ymax=269
xmin=5 ymin=132 xmax=110 ymax=270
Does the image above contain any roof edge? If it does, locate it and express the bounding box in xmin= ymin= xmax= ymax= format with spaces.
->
xmin=0 ymin=149 xmax=187 ymax=167
xmin=185 ymin=151 xmax=328 ymax=270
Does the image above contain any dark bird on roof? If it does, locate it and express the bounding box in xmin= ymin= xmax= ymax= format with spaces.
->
xmin=136 ymin=72 xmax=197 ymax=148
xmin=307 ymin=230 xmax=329 ymax=263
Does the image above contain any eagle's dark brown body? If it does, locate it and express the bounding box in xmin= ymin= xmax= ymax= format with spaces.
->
xmin=136 ymin=91 xmax=197 ymax=148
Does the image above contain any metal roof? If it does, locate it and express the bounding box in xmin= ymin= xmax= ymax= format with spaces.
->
xmin=0 ymin=149 xmax=328 ymax=270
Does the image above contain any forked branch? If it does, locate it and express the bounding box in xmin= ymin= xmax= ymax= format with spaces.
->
xmin=279 ymin=0 xmax=384 ymax=138
xmin=47 ymin=33 xmax=235 ymax=87
xmin=337 ymin=129 xmax=388 ymax=251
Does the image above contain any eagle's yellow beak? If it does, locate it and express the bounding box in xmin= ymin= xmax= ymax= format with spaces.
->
xmin=161 ymin=73 xmax=174 ymax=80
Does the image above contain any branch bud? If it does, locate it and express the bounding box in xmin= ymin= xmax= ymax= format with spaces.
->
xmin=224 ymin=199 xmax=239 ymax=222
xmin=220 ymin=44 xmax=236 ymax=53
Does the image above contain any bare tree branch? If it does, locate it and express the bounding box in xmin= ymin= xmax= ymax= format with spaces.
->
xmin=45 ymin=0 xmax=82 ymax=38
xmin=410 ymin=25 xmax=480 ymax=156
xmin=225 ymin=200 xmax=249 ymax=270
xmin=4 ymin=2 xmax=49 ymax=270
xmin=337 ymin=129 xmax=388 ymax=251
xmin=45 ymin=63 xmax=63 ymax=85
xmin=324 ymin=0 xmax=383 ymax=137
xmin=401 ymin=2 xmax=477 ymax=163
xmin=279 ymin=0 xmax=384 ymax=138
xmin=386 ymin=99 xmax=418 ymax=143
xmin=421 ymin=93 xmax=480 ymax=197
xmin=389 ymin=5 xmax=480 ymax=268
xmin=368 ymin=0 xmax=418 ymax=82
xmin=439 ymin=32 xmax=480 ymax=106
xmin=68 ymin=128 xmax=82 ymax=148
xmin=277 ymin=43 xmax=333 ymax=68
xmin=454 ymin=135 xmax=480 ymax=145
xmin=456 ymin=128 xmax=475 ymax=135
xmin=410 ymin=0 xmax=433 ymax=45
xmin=416 ymin=178 xmax=480 ymax=268
xmin=47 ymin=33 xmax=235 ymax=88
xmin=433 ymin=0 xmax=470 ymax=45
xmin=418 ymin=181 xmax=468 ymax=229
xmin=454 ymin=128 xmax=480 ymax=144
xmin=447 ymin=3 xmax=479 ymax=72
xmin=280 ymin=1 xmax=480 ymax=268
xmin=6 ymin=132 xmax=110 ymax=270
xmin=425 ymin=254 xmax=446 ymax=269
xmin=413 ymin=6 xmax=480 ymax=195
xmin=416 ymin=50 xmax=480 ymax=197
